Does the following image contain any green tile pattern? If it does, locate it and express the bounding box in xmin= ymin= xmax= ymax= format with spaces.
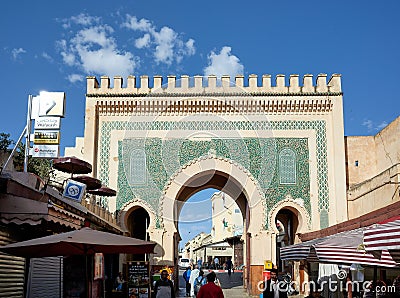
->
xmin=100 ymin=120 xmax=329 ymax=228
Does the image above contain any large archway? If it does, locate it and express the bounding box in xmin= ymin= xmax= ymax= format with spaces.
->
xmin=158 ymin=155 xmax=266 ymax=292
xmin=160 ymin=155 xmax=265 ymax=235
xmin=178 ymin=188 xmax=244 ymax=269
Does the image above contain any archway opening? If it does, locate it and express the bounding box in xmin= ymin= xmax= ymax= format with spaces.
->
xmin=275 ymin=208 xmax=299 ymax=272
xmin=178 ymin=188 xmax=244 ymax=271
xmin=127 ymin=206 xmax=150 ymax=261
xmin=160 ymin=159 xmax=265 ymax=291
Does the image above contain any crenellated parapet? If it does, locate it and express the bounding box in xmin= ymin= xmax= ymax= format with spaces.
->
xmin=86 ymin=74 xmax=342 ymax=115
xmin=86 ymin=74 xmax=342 ymax=96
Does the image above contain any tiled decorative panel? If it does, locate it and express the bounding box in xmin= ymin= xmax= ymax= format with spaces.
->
xmin=101 ymin=120 xmax=328 ymax=228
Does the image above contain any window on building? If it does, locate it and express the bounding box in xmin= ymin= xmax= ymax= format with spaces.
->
xmin=130 ymin=149 xmax=147 ymax=185
xmin=279 ymin=148 xmax=296 ymax=185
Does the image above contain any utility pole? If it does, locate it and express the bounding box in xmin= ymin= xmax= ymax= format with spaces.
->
xmin=24 ymin=95 xmax=33 ymax=172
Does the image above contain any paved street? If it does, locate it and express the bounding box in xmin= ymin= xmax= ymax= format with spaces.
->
xmin=175 ymin=270 xmax=306 ymax=297
xmin=176 ymin=270 xmax=247 ymax=297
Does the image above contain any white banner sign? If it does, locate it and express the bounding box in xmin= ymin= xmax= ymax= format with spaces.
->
xmin=34 ymin=117 xmax=61 ymax=129
xmin=31 ymin=91 xmax=66 ymax=119
xmin=31 ymin=144 xmax=59 ymax=158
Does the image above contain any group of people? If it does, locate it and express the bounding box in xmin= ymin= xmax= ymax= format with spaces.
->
xmin=262 ymin=268 xmax=321 ymax=298
xmin=113 ymin=266 xmax=225 ymax=298
xmin=182 ymin=265 xmax=224 ymax=297
xmin=195 ymin=256 xmax=234 ymax=274
xmin=262 ymin=269 xmax=400 ymax=298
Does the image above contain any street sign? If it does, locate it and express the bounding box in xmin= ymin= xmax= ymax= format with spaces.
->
xmin=264 ymin=260 xmax=273 ymax=270
xmin=38 ymin=92 xmax=65 ymax=117
xmin=34 ymin=117 xmax=61 ymax=129
xmin=33 ymin=130 xmax=60 ymax=144
xmin=63 ymin=180 xmax=87 ymax=202
xmin=31 ymin=144 xmax=59 ymax=158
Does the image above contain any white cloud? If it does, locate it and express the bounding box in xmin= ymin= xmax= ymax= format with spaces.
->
xmin=60 ymin=13 xmax=100 ymax=29
xmin=42 ymin=52 xmax=53 ymax=62
xmin=362 ymin=119 xmax=373 ymax=130
xmin=122 ymin=15 xmax=153 ymax=32
xmin=180 ymin=210 xmax=211 ymax=222
xmin=203 ymin=46 xmax=244 ymax=79
xmin=362 ymin=119 xmax=374 ymax=131
xmin=153 ymin=27 xmax=177 ymax=64
xmin=61 ymin=52 xmax=76 ymax=66
xmin=185 ymin=39 xmax=196 ymax=56
xmin=362 ymin=119 xmax=389 ymax=132
xmin=57 ymin=39 xmax=76 ymax=66
xmin=11 ymin=48 xmax=26 ymax=60
xmin=77 ymin=47 xmax=135 ymax=78
xmin=376 ymin=121 xmax=388 ymax=130
xmin=67 ymin=74 xmax=84 ymax=83
xmin=123 ymin=14 xmax=195 ymax=65
xmin=73 ymin=25 xmax=114 ymax=48
xmin=179 ymin=199 xmax=212 ymax=223
xmin=70 ymin=13 xmax=100 ymax=26
xmin=135 ymin=34 xmax=151 ymax=49
xmin=57 ymin=19 xmax=137 ymax=78
xmin=57 ymin=13 xmax=195 ymax=79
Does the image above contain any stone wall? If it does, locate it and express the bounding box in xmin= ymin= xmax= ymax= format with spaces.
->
xmin=346 ymin=116 xmax=400 ymax=218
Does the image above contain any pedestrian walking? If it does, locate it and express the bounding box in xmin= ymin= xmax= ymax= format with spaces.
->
xmin=183 ymin=266 xmax=191 ymax=297
xmin=193 ymin=270 xmax=206 ymax=296
xmin=263 ymin=268 xmax=287 ymax=298
xmin=196 ymin=271 xmax=224 ymax=298
xmin=197 ymin=257 xmax=202 ymax=269
xmin=189 ymin=265 xmax=200 ymax=296
xmin=226 ymin=257 xmax=233 ymax=277
xmin=213 ymin=257 xmax=219 ymax=269
xmin=154 ymin=269 xmax=175 ymax=298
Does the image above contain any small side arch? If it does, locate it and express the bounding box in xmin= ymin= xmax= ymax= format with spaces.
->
xmin=119 ymin=198 xmax=157 ymax=233
xmin=268 ymin=196 xmax=311 ymax=238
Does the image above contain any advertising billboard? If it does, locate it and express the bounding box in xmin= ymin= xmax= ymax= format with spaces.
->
xmin=33 ymin=130 xmax=60 ymax=144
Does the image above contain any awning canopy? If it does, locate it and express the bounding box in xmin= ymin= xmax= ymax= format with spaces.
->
xmin=280 ymin=236 xmax=328 ymax=261
xmin=0 ymin=227 xmax=157 ymax=258
xmin=281 ymin=228 xmax=398 ymax=267
xmin=364 ymin=217 xmax=400 ymax=263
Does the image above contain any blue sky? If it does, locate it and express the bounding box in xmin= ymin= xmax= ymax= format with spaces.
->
xmin=2 ymin=1 xmax=399 ymax=245
xmin=179 ymin=188 xmax=216 ymax=249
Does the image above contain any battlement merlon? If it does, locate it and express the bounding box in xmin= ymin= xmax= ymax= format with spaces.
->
xmin=86 ymin=74 xmax=342 ymax=95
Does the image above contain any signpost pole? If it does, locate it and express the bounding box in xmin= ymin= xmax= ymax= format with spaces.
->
xmin=24 ymin=95 xmax=33 ymax=172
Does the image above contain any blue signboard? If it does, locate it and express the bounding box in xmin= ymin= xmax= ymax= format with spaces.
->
xmin=63 ymin=180 xmax=87 ymax=202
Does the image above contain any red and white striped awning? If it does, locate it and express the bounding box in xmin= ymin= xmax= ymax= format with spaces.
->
xmin=281 ymin=228 xmax=398 ymax=267
xmin=364 ymin=217 xmax=400 ymax=263
xmin=280 ymin=236 xmax=328 ymax=261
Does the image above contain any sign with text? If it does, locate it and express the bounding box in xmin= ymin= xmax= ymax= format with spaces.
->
xmin=128 ymin=261 xmax=150 ymax=298
xmin=31 ymin=144 xmax=59 ymax=158
xmin=34 ymin=117 xmax=61 ymax=129
xmin=33 ymin=130 xmax=60 ymax=144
